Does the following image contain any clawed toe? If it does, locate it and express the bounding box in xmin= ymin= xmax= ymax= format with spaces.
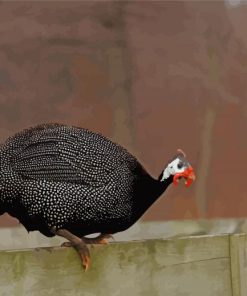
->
xmin=98 ymin=234 xmax=114 ymax=244
xmin=62 ymin=240 xmax=91 ymax=271
xmin=53 ymin=228 xmax=91 ymax=271
xmin=106 ymin=234 xmax=115 ymax=241
xmin=54 ymin=229 xmax=112 ymax=271
xmin=82 ymin=255 xmax=90 ymax=272
xmin=74 ymin=242 xmax=91 ymax=271
xmin=82 ymin=233 xmax=114 ymax=245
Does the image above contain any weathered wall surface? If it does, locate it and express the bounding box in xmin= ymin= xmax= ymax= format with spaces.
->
xmin=0 ymin=235 xmax=234 ymax=296
xmin=2 ymin=233 xmax=247 ymax=296
xmin=0 ymin=1 xmax=246 ymax=226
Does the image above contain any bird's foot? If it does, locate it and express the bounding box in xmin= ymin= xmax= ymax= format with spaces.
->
xmin=71 ymin=241 xmax=91 ymax=271
xmin=61 ymin=233 xmax=113 ymax=248
xmin=52 ymin=228 xmax=91 ymax=271
xmin=83 ymin=233 xmax=114 ymax=245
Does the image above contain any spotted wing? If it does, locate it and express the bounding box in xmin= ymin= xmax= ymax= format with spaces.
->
xmin=8 ymin=124 xmax=135 ymax=187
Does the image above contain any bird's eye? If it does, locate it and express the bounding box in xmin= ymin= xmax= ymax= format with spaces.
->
xmin=177 ymin=162 xmax=183 ymax=169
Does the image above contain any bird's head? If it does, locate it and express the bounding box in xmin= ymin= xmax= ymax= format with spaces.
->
xmin=159 ymin=149 xmax=196 ymax=187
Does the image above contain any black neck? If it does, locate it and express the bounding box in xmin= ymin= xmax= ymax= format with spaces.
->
xmin=133 ymin=172 xmax=173 ymax=219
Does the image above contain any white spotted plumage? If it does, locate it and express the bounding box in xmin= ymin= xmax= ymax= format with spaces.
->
xmin=0 ymin=123 xmax=189 ymax=239
xmin=0 ymin=124 xmax=141 ymax=237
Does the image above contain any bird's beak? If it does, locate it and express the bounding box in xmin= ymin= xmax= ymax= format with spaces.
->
xmin=173 ymin=166 xmax=196 ymax=187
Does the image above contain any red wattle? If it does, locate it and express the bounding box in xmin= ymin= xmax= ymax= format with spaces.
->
xmin=173 ymin=166 xmax=195 ymax=187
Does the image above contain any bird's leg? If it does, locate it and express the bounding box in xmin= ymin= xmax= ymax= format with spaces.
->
xmin=52 ymin=228 xmax=91 ymax=271
xmin=62 ymin=233 xmax=114 ymax=247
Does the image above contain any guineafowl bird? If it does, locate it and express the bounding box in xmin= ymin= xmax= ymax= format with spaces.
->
xmin=0 ymin=123 xmax=195 ymax=270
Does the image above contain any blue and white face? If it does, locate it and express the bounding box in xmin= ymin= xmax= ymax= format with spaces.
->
xmin=160 ymin=150 xmax=196 ymax=187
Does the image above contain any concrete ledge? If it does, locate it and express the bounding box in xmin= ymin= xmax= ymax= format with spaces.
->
xmin=1 ymin=234 xmax=246 ymax=295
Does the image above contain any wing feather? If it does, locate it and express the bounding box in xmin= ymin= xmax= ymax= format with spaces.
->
xmin=9 ymin=124 xmax=133 ymax=187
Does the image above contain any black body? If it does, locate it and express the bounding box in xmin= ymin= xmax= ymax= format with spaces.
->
xmin=0 ymin=124 xmax=172 ymax=237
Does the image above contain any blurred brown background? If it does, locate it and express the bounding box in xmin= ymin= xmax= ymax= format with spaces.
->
xmin=0 ymin=0 xmax=246 ymax=227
